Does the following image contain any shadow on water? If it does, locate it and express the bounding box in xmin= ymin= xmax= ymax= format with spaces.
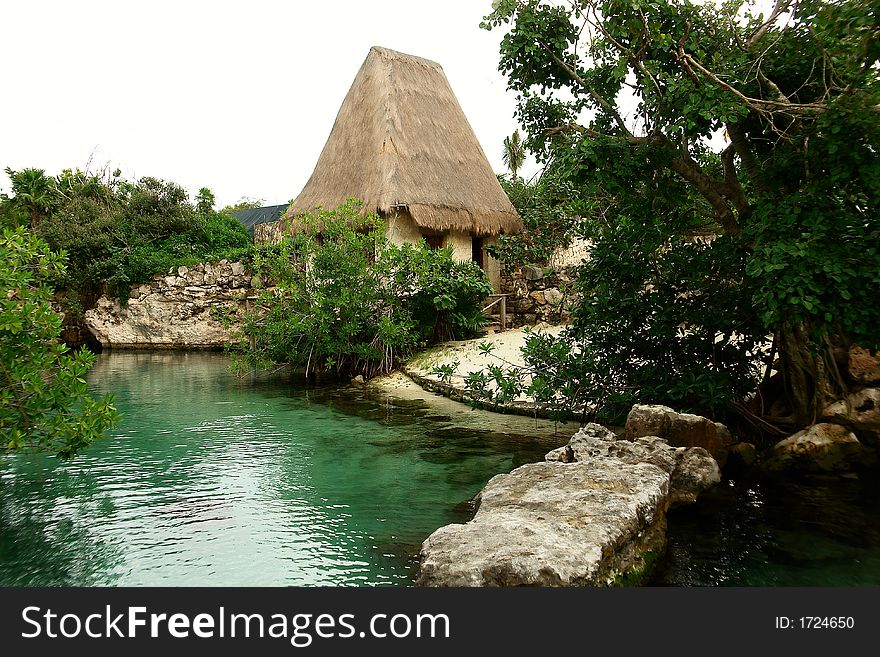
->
xmin=0 ymin=463 xmax=126 ymax=586
xmin=654 ymin=470 xmax=880 ymax=586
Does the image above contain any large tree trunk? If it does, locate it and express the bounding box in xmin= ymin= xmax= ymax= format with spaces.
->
xmin=776 ymin=322 xmax=841 ymax=428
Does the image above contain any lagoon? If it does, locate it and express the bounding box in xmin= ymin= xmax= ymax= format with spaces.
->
xmin=3 ymin=351 xmax=879 ymax=587
xmin=0 ymin=352 xmax=561 ymax=586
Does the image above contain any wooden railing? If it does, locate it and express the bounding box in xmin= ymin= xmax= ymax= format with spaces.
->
xmin=482 ymin=293 xmax=508 ymax=332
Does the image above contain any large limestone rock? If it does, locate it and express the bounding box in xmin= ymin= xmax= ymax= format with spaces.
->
xmin=418 ymin=460 xmax=669 ymax=587
xmin=418 ymin=424 xmax=719 ymax=587
xmin=763 ymin=423 xmax=875 ymax=473
xmin=848 ymin=347 xmax=880 ymax=385
xmin=625 ymin=404 xmax=733 ymax=463
xmin=522 ymin=265 xmax=545 ymax=281
xmin=84 ymin=260 xmax=249 ymax=349
xmin=545 ymin=423 xmax=720 ymax=505
xmin=824 ymin=388 xmax=880 ymax=447
xmin=86 ymin=296 xmax=233 ymax=348
xmin=543 ymin=287 xmax=564 ymax=306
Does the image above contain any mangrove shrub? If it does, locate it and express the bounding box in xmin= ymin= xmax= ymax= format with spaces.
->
xmin=0 ymin=228 xmax=119 ymax=458
xmin=235 ymin=201 xmax=492 ymax=378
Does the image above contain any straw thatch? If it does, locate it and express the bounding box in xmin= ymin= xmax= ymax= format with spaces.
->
xmin=280 ymin=46 xmax=521 ymax=237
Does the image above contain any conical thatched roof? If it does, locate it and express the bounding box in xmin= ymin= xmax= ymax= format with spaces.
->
xmin=284 ymin=46 xmax=521 ymax=236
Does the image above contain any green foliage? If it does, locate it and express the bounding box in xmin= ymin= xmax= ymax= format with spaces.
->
xmin=2 ymin=167 xmax=56 ymax=227
xmin=236 ymin=200 xmax=492 ymax=378
xmin=196 ymin=187 xmax=216 ymax=216
xmin=387 ymin=239 xmax=493 ymax=343
xmin=490 ymin=169 xmax=586 ymax=266
xmin=2 ymin=168 xmax=252 ymax=308
xmin=467 ymin=224 xmax=763 ymax=422
xmin=0 ymin=228 xmax=119 ymax=458
xmin=480 ymin=0 xmax=880 ymax=426
xmin=502 ymin=129 xmax=526 ymax=179
xmin=219 ymin=197 xmax=263 ymax=215
xmin=0 ymin=196 xmax=27 ymax=230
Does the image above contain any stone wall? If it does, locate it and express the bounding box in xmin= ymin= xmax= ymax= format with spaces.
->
xmin=499 ymin=264 xmax=578 ymax=327
xmin=84 ymin=260 xmax=254 ymax=349
xmin=253 ymin=219 xmax=284 ymax=244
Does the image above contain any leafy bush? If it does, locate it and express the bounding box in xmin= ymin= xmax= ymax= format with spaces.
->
xmin=489 ymin=172 xmax=584 ymax=266
xmin=236 ymin=200 xmax=491 ymax=378
xmin=0 ymin=228 xmax=119 ymax=457
xmin=2 ymin=168 xmax=253 ymax=309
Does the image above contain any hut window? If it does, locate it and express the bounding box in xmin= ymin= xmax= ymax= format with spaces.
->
xmin=423 ymin=234 xmax=444 ymax=250
xmin=472 ymin=237 xmax=484 ymax=269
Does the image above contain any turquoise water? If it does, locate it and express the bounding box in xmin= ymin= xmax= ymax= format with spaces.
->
xmin=4 ymin=351 xmax=879 ymax=587
xmin=0 ymin=352 xmax=560 ymax=586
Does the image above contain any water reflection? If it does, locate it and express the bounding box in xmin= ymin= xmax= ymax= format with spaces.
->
xmin=0 ymin=352 xmax=561 ymax=586
xmin=656 ymin=472 xmax=880 ymax=586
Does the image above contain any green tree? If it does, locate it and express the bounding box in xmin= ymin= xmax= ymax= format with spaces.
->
xmin=196 ymin=187 xmax=216 ymax=216
xmin=491 ymin=167 xmax=586 ymax=265
xmin=237 ymin=200 xmax=491 ymax=378
xmin=3 ymin=169 xmax=253 ymax=309
xmin=219 ymin=197 xmax=263 ymax=215
xmin=502 ymin=129 xmax=526 ymax=179
xmin=4 ymin=167 xmax=55 ymax=228
xmin=481 ymin=0 xmax=880 ymax=430
xmin=0 ymin=228 xmax=119 ymax=458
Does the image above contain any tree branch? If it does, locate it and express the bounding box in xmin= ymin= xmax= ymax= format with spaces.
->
xmin=680 ymin=50 xmax=826 ymax=113
xmin=582 ymin=4 xmax=664 ymax=99
xmin=746 ymin=0 xmax=793 ymax=49
xmin=756 ymin=67 xmax=790 ymax=105
xmin=548 ymin=123 xmax=744 ymax=234
xmin=720 ymin=143 xmax=750 ymax=214
xmin=668 ymin=156 xmax=742 ymax=235
xmin=537 ymin=40 xmax=635 ymax=138
xmin=544 ymin=123 xmax=655 ymax=146
xmin=726 ymin=122 xmax=766 ymax=194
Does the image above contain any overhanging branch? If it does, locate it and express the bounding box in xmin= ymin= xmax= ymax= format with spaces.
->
xmin=537 ymin=40 xmax=635 ymax=138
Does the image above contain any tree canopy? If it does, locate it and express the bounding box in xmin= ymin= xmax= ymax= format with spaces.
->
xmin=480 ymin=0 xmax=880 ymax=430
xmin=1 ymin=168 xmax=252 ymax=310
xmin=0 ymin=228 xmax=119 ymax=457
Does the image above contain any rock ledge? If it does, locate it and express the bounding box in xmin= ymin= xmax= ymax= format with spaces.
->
xmin=418 ymin=424 xmax=719 ymax=587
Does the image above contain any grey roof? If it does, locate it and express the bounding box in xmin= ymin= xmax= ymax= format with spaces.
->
xmin=232 ymin=204 xmax=289 ymax=233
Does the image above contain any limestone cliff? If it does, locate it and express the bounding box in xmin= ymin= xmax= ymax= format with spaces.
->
xmin=84 ymin=260 xmax=253 ymax=349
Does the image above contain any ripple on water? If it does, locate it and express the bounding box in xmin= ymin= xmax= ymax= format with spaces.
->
xmin=0 ymin=352 xmax=554 ymax=586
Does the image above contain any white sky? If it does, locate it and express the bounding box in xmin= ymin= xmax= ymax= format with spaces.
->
xmin=0 ymin=0 xmax=539 ymax=209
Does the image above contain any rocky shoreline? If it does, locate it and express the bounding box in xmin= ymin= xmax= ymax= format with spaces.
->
xmin=418 ymin=423 xmax=720 ymax=586
xmin=414 ymin=395 xmax=880 ymax=587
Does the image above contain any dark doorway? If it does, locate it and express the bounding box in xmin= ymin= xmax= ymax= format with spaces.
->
xmin=472 ymin=236 xmax=484 ymax=269
xmin=423 ymin=233 xmax=444 ymax=250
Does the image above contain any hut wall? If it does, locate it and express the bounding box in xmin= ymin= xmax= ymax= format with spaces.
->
xmin=445 ymin=230 xmax=472 ymax=264
xmin=381 ymin=212 xmax=503 ymax=292
xmin=253 ymin=220 xmax=285 ymax=245
xmin=386 ymin=210 xmax=424 ymax=247
xmin=445 ymin=230 xmax=500 ymax=291
xmin=483 ymin=236 xmax=501 ymax=292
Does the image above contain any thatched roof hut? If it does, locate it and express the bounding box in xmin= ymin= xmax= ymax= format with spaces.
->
xmin=277 ymin=46 xmax=521 ymax=237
